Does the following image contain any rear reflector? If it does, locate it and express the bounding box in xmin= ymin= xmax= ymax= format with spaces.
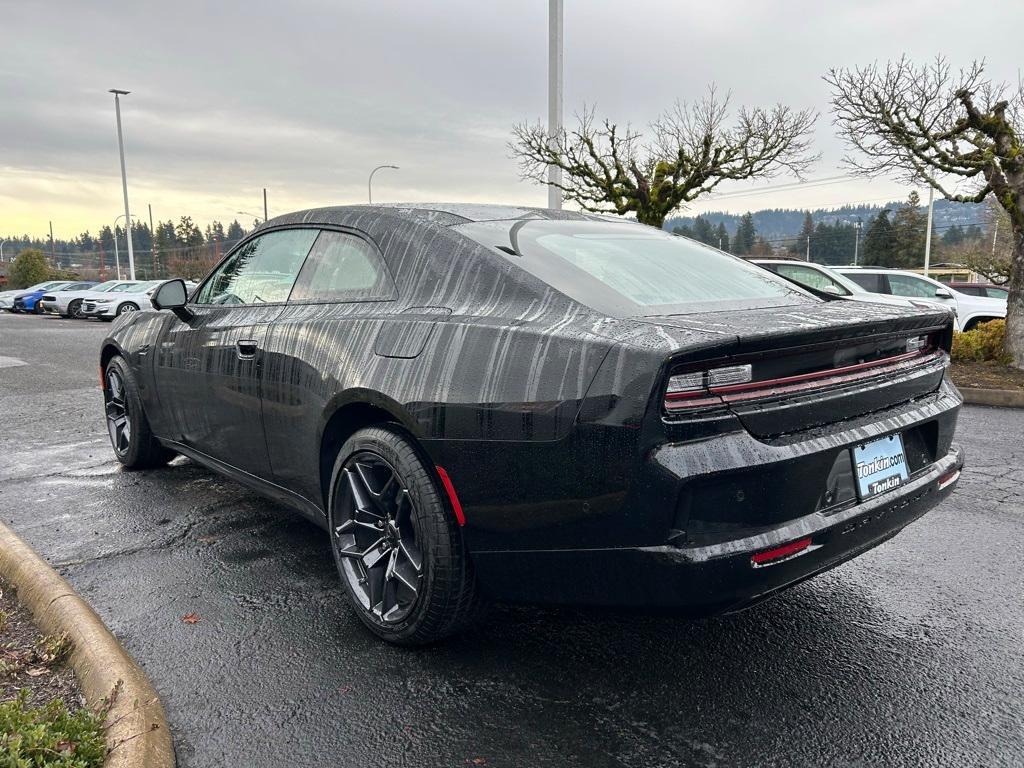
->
xmin=435 ymin=466 xmax=466 ymax=526
xmin=751 ymin=537 xmax=812 ymax=567
xmin=937 ymin=468 xmax=961 ymax=491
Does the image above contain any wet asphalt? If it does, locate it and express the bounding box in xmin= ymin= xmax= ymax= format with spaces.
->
xmin=0 ymin=310 xmax=1022 ymax=768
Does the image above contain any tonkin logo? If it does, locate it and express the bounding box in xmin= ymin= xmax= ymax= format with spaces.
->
xmin=856 ymin=451 xmax=906 ymax=479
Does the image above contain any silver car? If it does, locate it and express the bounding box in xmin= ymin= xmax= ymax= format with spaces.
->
xmin=39 ymin=279 xmax=141 ymax=318
xmin=81 ymin=280 xmax=197 ymax=320
xmin=0 ymin=280 xmax=73 ymax=311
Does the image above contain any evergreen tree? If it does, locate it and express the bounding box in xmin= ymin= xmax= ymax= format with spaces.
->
xmin=226 ymin=220 xmax=246 ymax=241
xmin=941 ymin=224 xmax=964 ymax=246
xmin=672 ymin=224 xmax=695 ymax=239
xmin=155 ymin=220 xmax=177 ymax=250
xmin=788 ymin=211 xmax=814 ymax=257
xmin=891 ymin=191 xmax=926 ymax=268
xmin=862 ymin=210 xmax=896 ymax=266
xmin=964 ymin=224 xmax=983 ymax=241
xmin=714 ymin=222 xmax=730 ymax=251
xmin=692 ymin=215 xmax=714 ymax=246
xmin=205 ymin=221 xmax=226 ymax=243
xmin=175 ymin=216 xmax=204 ymax=247
xmin=732 ymin=212 xmax=756 ymax=254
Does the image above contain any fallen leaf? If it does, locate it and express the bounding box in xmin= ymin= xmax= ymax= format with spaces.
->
xmin=26 ymin=667 xmax=48 ymax=677
xmin=182 ymin=613 xmax=201 ymax=624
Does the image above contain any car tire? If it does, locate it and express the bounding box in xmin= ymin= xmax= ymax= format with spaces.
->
xmin=33 ymin=302 xmax=45 ymax=315
xmin=117 ymin=302 xmax=139 ymax=315
xmin=68 ymin=299 xmax=83 ymax=319
xmin=103 ymin=356 xmax=176 ymax=469
xmin=328 ymin=426 xmax=485 ymax=645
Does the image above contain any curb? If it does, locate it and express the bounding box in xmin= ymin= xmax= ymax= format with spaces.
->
xmin=960 ymin=387 xmax=1024 ymax=408
xmin=0 ymin=522 xmax=174 ymax=768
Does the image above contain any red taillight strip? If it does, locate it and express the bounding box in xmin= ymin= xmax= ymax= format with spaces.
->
xmin=666 ymin=348 xmax=943 ymax=411
xmin=435 ymin=466 xmax=466 ymax=526
xmin=751 ymin=537 xmax=812 ymax=567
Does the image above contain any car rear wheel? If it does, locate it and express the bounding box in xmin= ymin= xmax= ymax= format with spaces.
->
xmin=33 ymin=302 xmax=45 ymax=315
xmin=328 ymin=426 xmax=485 ymax=645
xmin=103 ymin=356 xmax=175 ymax=469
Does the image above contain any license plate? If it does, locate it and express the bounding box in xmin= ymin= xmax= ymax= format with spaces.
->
xmin=852 ymin=434 xmax=909 ymax=500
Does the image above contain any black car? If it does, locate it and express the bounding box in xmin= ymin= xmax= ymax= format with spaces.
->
xmin=100 ymin=204 xmax=964 ymax=644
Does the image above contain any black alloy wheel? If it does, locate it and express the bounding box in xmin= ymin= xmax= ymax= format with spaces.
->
xmin=102 ymin=356 xmax=175 ymax=469
xmin=328 ymin=426 xmax=485 ymax=645
xmin=333 ymin=452 xmax=424 ymax=625
xmin=104 ymin=367 xmax=132 ymax=456
xmin=68 ymin=299 xmax=83 ymax=319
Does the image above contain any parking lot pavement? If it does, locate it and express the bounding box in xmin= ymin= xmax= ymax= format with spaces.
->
xmin=1 ymin=310 xmax=1022 ymax=768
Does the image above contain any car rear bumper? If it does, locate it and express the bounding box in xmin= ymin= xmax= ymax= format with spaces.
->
xmin=471 ymin=445 xmax=964 ymax=610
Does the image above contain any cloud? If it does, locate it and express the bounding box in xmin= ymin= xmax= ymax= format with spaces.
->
xmin=1 ymin=0 xmax=1021 ymax=235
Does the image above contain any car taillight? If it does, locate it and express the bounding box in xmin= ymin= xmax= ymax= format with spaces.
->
xmin=665 ymin=364 xmax=752 ymax=409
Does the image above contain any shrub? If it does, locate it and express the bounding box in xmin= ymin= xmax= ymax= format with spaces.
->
xmin=8 ymin=249 xmax=51 ymax=288
xmin=0 ymin=689 xmax=107 ymax=767
xmin=951 ymin=319 xmax=1011 ymax=365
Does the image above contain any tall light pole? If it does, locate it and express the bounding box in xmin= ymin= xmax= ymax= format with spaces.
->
xmin=548 ymin=0 xmax=564 ymax=210
xmin=923 ymin=186 xmax=935 ymax=277
xmin=368 ymin=165 xmax=399 ymax=203
xmin=109 ymin=89 xmax=136 ymax=280
xmin=263 ymin=188 xmax=268 ymax=223
xmin=113 ymin=214 xmax=138 ymax=280
xmin=853 ymin=219 xmax=862 ymax=266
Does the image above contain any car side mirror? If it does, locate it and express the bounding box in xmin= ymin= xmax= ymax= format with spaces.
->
xmin=934 ymin=287 xmax=953 ymax=299
xmin=822 ymin=285 xmax=842 ymax=295
xmin=151 ymin=279 xmax=191 ymax=318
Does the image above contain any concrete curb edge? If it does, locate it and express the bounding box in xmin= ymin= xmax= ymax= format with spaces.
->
xmin=960 ymin=387 xmax=1024 ymax=408
xmin=0 ymin=521 xmax=174 ymax=768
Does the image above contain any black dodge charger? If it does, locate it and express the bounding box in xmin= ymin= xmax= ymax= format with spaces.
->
xmin=100 ymin=204 xmax=964 ymax=644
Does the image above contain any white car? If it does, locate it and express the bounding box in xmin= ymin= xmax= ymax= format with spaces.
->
xmin=752 ymin=260 xmax=949 ymax=312
xmin=38 ymin=279 xmax=139 ymax=318
xmin=0 ymin=280 xmax=74 ymax=311
xmin=80 ymin=280 xmax=164 ymax=320
xmin=835 ymin=268 xmax=1006 ymax=332
xmin=81 ymin=280 xmax=198 ymax=320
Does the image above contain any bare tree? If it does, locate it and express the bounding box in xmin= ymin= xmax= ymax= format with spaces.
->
xmin=826 ymin=57 xmax=1024 ymax=366
xmin=510 ymin=89 xmax=818 ymax=229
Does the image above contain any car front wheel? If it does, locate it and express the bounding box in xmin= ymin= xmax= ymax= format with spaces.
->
xmin=328 ymin=426 xmax=484 ymax=645
xmin=67 ymin=299 xmax=83 ymax=319
xmin=103 ymin=356 xmax=175 ymax=469
xmin=117 ymin=302 xmax=139 ymax=315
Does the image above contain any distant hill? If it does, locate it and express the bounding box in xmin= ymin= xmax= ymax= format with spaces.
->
xmin=663 ymin=198 xmax=986 ymax=242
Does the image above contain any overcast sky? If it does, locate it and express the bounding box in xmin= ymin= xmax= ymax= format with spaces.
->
xmin=2 ymin=0 xmax=1022 ymax=238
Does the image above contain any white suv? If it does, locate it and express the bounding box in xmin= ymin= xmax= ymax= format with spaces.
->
xmin=835 ymin=268 xmax=1006 ymax=332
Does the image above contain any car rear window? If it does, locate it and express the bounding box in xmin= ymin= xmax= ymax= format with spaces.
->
xmin=455 ymin=220 xmax=811 ymax=317
xmin=842 ymin=272 xmax=884 ymax=293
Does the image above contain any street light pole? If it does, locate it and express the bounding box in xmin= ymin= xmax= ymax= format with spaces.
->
xmin=113 ymin=213 xmax=137 ymax=281
xmin=853 ymin=219 xmax=862 ymax=266
xmin=368 ymin=165 xmax=399 ymax=204
xmin=923 ymin=186 xmax=935 ymax=278
xmin=109 ymin=89 xmax=136 ymax=280
xmin=548 ymin=0 xmax=563 ymax=210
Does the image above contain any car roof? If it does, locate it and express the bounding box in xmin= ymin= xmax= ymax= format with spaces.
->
xmin=266 ymin=203 xmax=620 ymax=230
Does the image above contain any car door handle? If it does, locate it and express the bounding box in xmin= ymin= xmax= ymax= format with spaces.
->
xmin=236 ymin=340 xmax=258 ymax=360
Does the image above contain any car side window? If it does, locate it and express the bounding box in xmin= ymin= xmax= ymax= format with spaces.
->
xmin=886 ymin=274 xmax=938 ymax=298
xmin=775 ymin=264 xmax=850 ymax=295
xmin=845 ymin=272 xmax=883 ymax=293
xmin=288 ymin=230 xmax=396 ymax=303
xmin=194 ymin=229 xmax=319 ymax=305
xmin=986 ymin=287 xmax=1008 ymax=300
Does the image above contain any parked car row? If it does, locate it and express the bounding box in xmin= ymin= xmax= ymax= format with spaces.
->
xmin=1 ymin=279 xmax=196 ymax=320
xmin=751 ymin=260 xmax=1007 ymax=332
